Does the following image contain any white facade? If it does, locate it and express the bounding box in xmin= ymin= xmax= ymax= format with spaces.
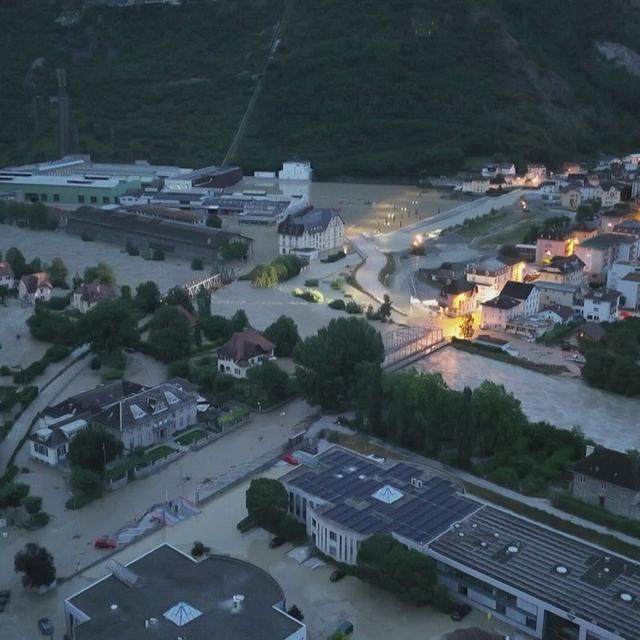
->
xmin=278 ymin=213 xmax=344 ymax=260
xmin=18 ymin=273 xmax=52 ymax=304
xmin=218 ymin=353 xmax=269 ymax=379
xmin=278 ymin=161 xmax=313 ymax=181
xmin=582 ymin=291 xmax=620 ymax=323
xmin=607 ymin=261 xmax=640 ymax=309
xmin=0 ymin=273 xmax=15 ymax=289
xmin=462 ymin=177 xmax=490 ymax=194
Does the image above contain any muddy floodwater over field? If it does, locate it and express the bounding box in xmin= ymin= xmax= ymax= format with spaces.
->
xmin=414 ymin=348 xmax=640 ymax=452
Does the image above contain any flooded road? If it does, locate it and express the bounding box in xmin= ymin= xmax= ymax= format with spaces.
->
xmin=414 ymin=348 xmax=640 ymax=452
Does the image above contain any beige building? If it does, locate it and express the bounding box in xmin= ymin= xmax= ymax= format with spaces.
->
xmin=72 ymin=283 xmax=117 ymax=313
xmin=535 ymin=231 xmax=577 ymax=265
xmin=18 ymin=272 xmax=52 ymax=304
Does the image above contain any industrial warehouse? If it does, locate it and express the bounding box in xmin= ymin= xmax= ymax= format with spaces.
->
xmin=66 ymin=206 xmax=252 ymax=262
xmin=282 ymin=447 xmax=640 ymax=640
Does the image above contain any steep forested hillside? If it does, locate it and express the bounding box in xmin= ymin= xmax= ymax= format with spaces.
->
xmin=2 ymin=0 xmax=640 ymax=178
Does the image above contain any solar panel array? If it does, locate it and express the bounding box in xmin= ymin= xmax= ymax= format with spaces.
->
xmin=429 ymin=506 xmax=640 ymax=640
xmin=285 ymin=448 xmax=479 ymax=545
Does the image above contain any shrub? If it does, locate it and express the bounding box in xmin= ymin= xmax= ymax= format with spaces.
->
xmin=27 ymin=512 xmax=50 ymax=529
xmin=345 ymin=301 xmax=362 ymax=314
xmin=153 ymin=249 xmax=165 ymax=261
xmin=321 ymin=250 xmax=346 ymax=263
xmin=236 ymin=515 xmax=256 ymax=533
xmin=89 ymin=355 xmax=102 ymax=370
xmin=43 ymin=345 xmax=70 ymax=363
xmin=304 ymin=278 xmax=319 ymax=287
xmin=330 ymin=278 xmax=345 ymax=291
xmin=18 ymin=386 xmax=38 ymax=408
xmin=81 ymin=232 xmax=94 ymax=242
xmin=328 ymin=299 xmax=346 ymax=310
xmin=22 ymin=495 xmax=43 ymax=514
xmin=292 ymin=288 xmax=323 ymax=303
xmin=276 ymin=514 xmax=307 ymax=543
xmin=168 ymin=360 xmax=191 ymax=378
xmin=191 ymin=257 xmax=204 ymax=270
xmin=190 ymin=541 xmax=210 ymax=557
xmin=125 ymin=241 xmax=140 ymax=256
xmin=13 ymin=359 xmax=48 ymax=384
xmin=65 ymin=493 xmax=94 ymax=510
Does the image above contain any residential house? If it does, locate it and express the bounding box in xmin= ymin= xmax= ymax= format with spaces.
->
xmin=480 ymin=295 xmax=521 ymax=330
xmin=538 ymin=305 xmax=574 ymax=325
xmin=607 ymin=262 xmax=640 ymax=309
xmin=0 ymin=261 xmax=15 ymax=289
xmin=600 ymin=182 xmax=622 ymax=208
xmin=417 ymin=261 xmax=467 ymax=285
xmin=93 ymin=383 xmax=199 ymax=450
xmin=623 ymin=152 xmax=640 ymax=171
xmin=217 ymin=328 xmax=275 ymax=379
xmin=466 ymin=257 xmax=520 ymax=303
xmin=574 ymin=233 xmax=640 ymax=284
xmin=438 ymin=279 xmax=477 ymax=318
xmin=526 ymin=164 xmax=547 ymax=183
xmin=535 ymin=228 xmax=577 ymax=265
xmin=18 ymin=272 xmax=53 ymax=304
xmin=277 ymin=207 xmax=344 ymax=261
xmin=581 ymin=289 xmax=620 ymax=323
xmin=29 ymin=380 xmax=144 ymax=466
xmin=461 ymin=173 xmax=490 ymax=194
xmin=500 ymin=281 xmax=540 ymax=318
xmin=536 ymin=255 xmax=585 ymax=287
xmin=560 ymin=184 xmax=582 ymax=210
xmin=534 ymin=281 xmax=580 ymax=309
xmin=600 ymin=205 xmax=636 ymax=231
xmin=613 ymin=220 xmax=640 ymax=236
xmin=72 ymin=283 xmax=117 ymax=314
xmin=572 ymin=446 xmax=640 ymax=520
xmin=632 ymin=175 xmax=640 ymax=199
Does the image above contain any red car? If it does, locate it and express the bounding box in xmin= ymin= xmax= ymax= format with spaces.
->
xmin=94 ymin=536 xmax=117 ymax=550
xmin=282 ymin=453 xmax=299 ymax=466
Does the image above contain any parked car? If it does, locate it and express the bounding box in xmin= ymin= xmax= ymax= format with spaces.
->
xmin=269 ymin=536 xmax=286 ymax=549
xmin=38 ymin=618 xmax=54 ymax=636
xmin=450 ymin=602 xmax=472 ymax=621
xmin=330 ymin=569 xmax=346 ymax=583
xmin=282 ymin=453 xmax=299 ymax=465
xmin=94 ymin=536 xmax=117 ymax=550
xmin=367 ymin=453 xmax=386 ymax=464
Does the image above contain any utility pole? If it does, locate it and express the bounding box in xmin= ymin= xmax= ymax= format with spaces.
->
xmin=56 ymin=67 xmax=70 ymax=157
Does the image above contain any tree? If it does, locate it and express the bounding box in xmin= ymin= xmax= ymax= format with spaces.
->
xmin=264 ymin=315 xmax=300 ymax=357
xmin=287 ymin=605 xmax=304 ymax=621
xmin=165 ymin=285 xmax=194 ymax=313
xmin=47 ymin=257 xmax=68 ymax=288
xmin=207 ymin=215 xmax=222 ymax=228
xmin=84 ymin=262 xmax=116 ymax=286
xmin=0 ymin=482 xmax=30 ymax=509
xmin=295 ymin=317 xmax=384 ymax=410
xmin=378 ymin=294 xmax=392 ymax=321
xmin=247 ymin=361 xmax=292 ymax=405
xmin=6 ymin=247 xmax=28 ymax=278
xmin=134 ymin=281 xmax=161 ymax=313
xmin=231 ymin=309 xmax=249 ymax=332
xmin=222 ymin=241 xmax=248 ymax=261
xmin=201 ymin=315 xmax=233 ymax=343
xmin=195 ymin=288 xmax=211 ymax=319
xmin=245 ymin=478 xmax=288 ymax=530
xmin=14 ymin=543 xmax=56 ymax=589
xmin=68 ymin=429 xmax=123 ymax=473
xmin=148 ymin=305 xmax=194 ymax=361
xmin=78 ymin=299 xmax=138 ymax=353
xmin=120 ymin=284 xmax=132 ymax=301
xmin=459 ymin=313 xmax=474 ymax=339
xmin=191 ymin=257 xmax=204 ymax=270
xmin=70 ymin=467 xmax=104 ymax=499
xmin=356 ymin=534 xmax=437 ymax=605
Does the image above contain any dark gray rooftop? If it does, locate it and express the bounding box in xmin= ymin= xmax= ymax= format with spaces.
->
xmin=429 ymin=506 xmax=640 ymax=640
xmin=67 ymin=544 xmax=302 ymax=640
xmin=282 ymin=447 xmax=479 ymax=545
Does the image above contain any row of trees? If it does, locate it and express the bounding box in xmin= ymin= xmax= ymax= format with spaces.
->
xmin=292 ymin=317 xmax=585 ymax=495
xmin=0 ymin=201 xmax=56 ymax=230
xmin=251 ymin=255 xmax=302 ymax=288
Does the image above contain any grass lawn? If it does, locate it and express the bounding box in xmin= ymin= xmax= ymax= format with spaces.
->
xmin=175 ymin=429 xmax=206 ymax=446
xmin=455 ymin=211 xmax=508 ymax=239
xmin=144 ymin=445 xmax=176 ymax=463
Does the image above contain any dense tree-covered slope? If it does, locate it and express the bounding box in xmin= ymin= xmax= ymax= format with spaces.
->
xmin=2 ymin=0 xmax=640 ymax=177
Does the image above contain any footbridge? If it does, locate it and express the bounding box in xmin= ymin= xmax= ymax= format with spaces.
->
xmin=382 ymin=325 xmax=448 ymax=370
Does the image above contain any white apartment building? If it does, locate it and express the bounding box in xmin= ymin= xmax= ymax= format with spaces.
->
xmin=277 ymin=207 xmax=344 ymax=260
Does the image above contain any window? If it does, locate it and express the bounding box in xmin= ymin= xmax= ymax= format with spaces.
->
xmin=90 ymin=196 xmax=97 ymax=204
xmin=103 ymin=196 xmax=110 ymax=204
xmin=526 ymin=617 xmax=536 ymax=629
xmin=312 ymin=518 xmax=316 ymax=528
xmin=495 ymin=603 xmax=506 ymax=615
xmin=40 ymin=193 xmax=48 ymax=202
xmin=34 ymin=443 xmax=48 ymax=457
xmin=329 ymin=531 xmax=337 ymax=541
xmin=78 ymin=195 xmax=85 ymax=203
xmin=53 ymin=194 xmax=60 ymax=202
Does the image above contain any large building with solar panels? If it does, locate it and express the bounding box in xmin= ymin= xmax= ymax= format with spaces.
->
xmin=281 ymin=446 xmax=640 ymax=640
xmin=64 ymin=544 xmax=306 ymax=640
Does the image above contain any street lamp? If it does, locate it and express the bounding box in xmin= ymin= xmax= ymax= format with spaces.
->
xmin=257 ymin=401 xmax=262 ymax=413
xmin=68 ymin=490 xmax=75 ymax=510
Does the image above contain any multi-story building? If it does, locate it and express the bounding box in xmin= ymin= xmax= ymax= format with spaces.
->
xmin=277 ymin=208 xmax=344 ymax=261
xmin=500 ymin=281 xmax=540 ymax=318
xmin=534 ymin=281 xmax=580 ymax=309
xmin=574 ymin=234 xmax=640 ymax=284
xmin=536 ymin=255 xmax=586 ymax=287
xmin=607 ymin=261 xmax=640 ymax=309
xmin=466 ymin=257 xmax=523 ymax=303
xmin=217 ymin=328 xmax=275 ymax=379
xmin=278 ymin=160 xmax=313 ymax=181
xmin=461 ymin=173 xmax=490 ymax=194
xmin=479 ymin=295 xmax=522 ymax=331
xmin=438 ymin=279 xmax=478 ymax=317
xmin=535 ymin=229 xmax=577 ymax=265
xmin=572 ymin=446 xmax=640 ymax=520
xmin=64 ymin=544 xmax=306 ymax=640
xmin=581 ymin=289 xmax=621 ymax=323
xmin=282 ymin=446 xmax=640 ymax=640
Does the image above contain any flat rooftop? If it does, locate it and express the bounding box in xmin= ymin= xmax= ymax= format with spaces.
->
xmin=429 ymin=506 xmax=640 ymax=640
xmin=0 ymin=172 xmax=128 ymax=188
xmin=282 ymin=447 xmax=479 ymax=545
xmin=67 ymin=544 xmax=303 ymax=640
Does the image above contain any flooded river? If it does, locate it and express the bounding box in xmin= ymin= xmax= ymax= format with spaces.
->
xmin=414 ymin=348 xmax=640 ymax=452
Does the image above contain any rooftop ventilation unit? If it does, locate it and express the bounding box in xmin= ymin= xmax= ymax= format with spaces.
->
xmin=232 ymin=594 xmax=245 ymax=609
xmin=410 ymin=477 xmax=423 ymax=489
xmin=107 ymin=560 xmax=142 ymax=589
